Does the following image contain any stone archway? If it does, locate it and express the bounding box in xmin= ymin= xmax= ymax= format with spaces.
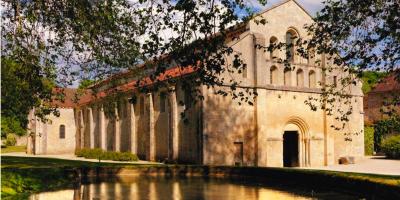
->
xmin=283 ymin=130 xmax=299 ymax=167
xmin=283 ymin=117 xmax=311 ymax=167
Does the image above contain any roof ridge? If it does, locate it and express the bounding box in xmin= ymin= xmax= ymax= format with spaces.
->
xmin=257 ymin=0 xmax=314 ymax=20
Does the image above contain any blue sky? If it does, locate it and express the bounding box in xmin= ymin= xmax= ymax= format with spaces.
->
xmin=244 ymin=0 xmax=325 ymax=16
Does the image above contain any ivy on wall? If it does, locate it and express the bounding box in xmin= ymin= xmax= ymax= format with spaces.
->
xmin=374 ymin=115 xmax=400 ymax=152
xmin=364 ymin=126 xmax=374 ymax=156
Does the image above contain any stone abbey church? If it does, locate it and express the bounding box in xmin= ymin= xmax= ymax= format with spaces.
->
xmin=27 ymin=0 xmax=364 ymax=167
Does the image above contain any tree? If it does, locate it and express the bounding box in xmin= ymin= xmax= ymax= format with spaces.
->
xmin=78 ymin=79 xmax=96 ymax=89
xmin=1 ymin=0 xmax=260 ymax=137
xmin=1 ymin=58 xmax=56 ymax=137
xmin=361 ymin=71 xmax=387 ymax=94
xmin=270 ymin=0 xmax=400 ymax=134
xmin=2 ymin=0 xmax=399 ymax=138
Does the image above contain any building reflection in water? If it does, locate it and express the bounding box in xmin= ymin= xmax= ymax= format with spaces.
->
xmin=29 ymin=176 xmax=355 ymax=200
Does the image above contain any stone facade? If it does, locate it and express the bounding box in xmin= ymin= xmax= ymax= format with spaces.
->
xmin=27 ymin=108 xmax=76 ymax=155
xmin=27 ymin=0 xmax=364 ymax=166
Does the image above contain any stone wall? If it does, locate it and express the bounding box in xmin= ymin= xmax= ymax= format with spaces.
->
xmin=76 ymin=84 xmax=201 ymax=164
xmin=29 ymin=108 xmax=77 ymax=154
xmin=200 ymin=0 xmax=364 ymax=167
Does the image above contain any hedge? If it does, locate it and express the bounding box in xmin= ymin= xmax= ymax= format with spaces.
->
xmin=374 ymin=116 xmax=400 ymax=152
xmin=381 ymin=135 xmax=400 ymax=159
xmin=75 ymin=148 xmax=138 ymax=161
xmin=364 ymin=126 xmax=374 ymax=155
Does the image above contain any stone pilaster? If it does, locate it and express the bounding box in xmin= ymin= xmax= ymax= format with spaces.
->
xmin=148 ymin=93 xmax=155 ymax=161
xmin=80 ymin=109 xmax=85 ymax=149
xmin=100 ymin=106 xmax=107 ymax=151
xmin=88 ymin=107 xmax=95 ymax=149
xmin=26 ymin=109 xmax=35 ymax=154
xmin=34 ymin=117 xmax=43 ymax=155
xmin=169 ymin=88 xmax=179 ymax=161
xmin=130 ymin=102 xmax=137 ymax=154
xmin=114 ymin=104 xmax=121 ymax=152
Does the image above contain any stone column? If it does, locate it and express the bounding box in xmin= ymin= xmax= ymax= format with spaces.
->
xmin=147 ymin=93 xmax=155 ymax=161
xmin=34 ymin=118 xmax=42 ymax=154
xmin=80 ymin=109 xmax=85 ymax=149
xmin=114 ymin=104 xmax=121 ymax=152
xmin=88 ymin=107 xmax=95 ymax=149
xmin=100 ymin=106 xmax=107 ymax=151
xmin=253 ymin=33 xmax=266 ymax=86
xmin=130 ymin=102 xmax=137 ymax=154
xmin=169 ymin=88 xmax=179 ymax=161
xmin=26 ymin=109 xmax=35 ymax=154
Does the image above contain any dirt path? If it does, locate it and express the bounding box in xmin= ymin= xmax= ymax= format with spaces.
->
xmin=305 ymin=156 xmax=400 ymax=176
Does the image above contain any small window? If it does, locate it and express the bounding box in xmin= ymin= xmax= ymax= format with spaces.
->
xmin=269 ymin=37 xmax=278 ymax=60
xmin=333 ymin=76 xmax=337 ymax=86
xmin=242 ymin=65 xmax=247 ymax=78
xmin=309 ymin=70 xmax=316 ymax=88
xmin=184 ymin=89 xmax=192 ymax=109
xmin=140 ymin=96 xmax=145 ymax=115
xmin=270 ymin=66 xmax=278 ymax=85
xmin=160 ymin=92 xmax=166 ymax=113
xmin=296 ymin=69 xmax=304 ymax=87
xmin=59 ymin=125 xmax=65 ymax=139
xmin=234 ymin=142 xmax=244 ymax=166
xmin=286 ymin=29 xmax=298 ymax=62
xmin=284 ymin=67 xmax=291 ymax=86
xmin=307 ymin=48 xmax=315 ymax=66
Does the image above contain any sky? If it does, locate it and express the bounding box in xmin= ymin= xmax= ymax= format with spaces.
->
xmin=245 ymin=0 xmax=325 ymax=16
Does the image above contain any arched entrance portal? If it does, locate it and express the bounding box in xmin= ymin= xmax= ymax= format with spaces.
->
xmin=283 ymin=117 xmax=311 ymax=167
xmin=283 ymin=131 xmax=299 ymax=167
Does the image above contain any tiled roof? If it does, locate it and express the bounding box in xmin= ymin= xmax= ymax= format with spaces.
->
xmin=54 ymin=66 xmax=196 ymax=108
xmin=49 ymin=88 xmax=80 ymax=108
xmin=370 ymin=74 xmax=400 ymax=93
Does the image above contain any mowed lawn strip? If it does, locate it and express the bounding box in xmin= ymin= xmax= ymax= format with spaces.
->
xmin=2 ymin=156 xmax=399 ymax=186
xmin=1 ymin=156 xmax=161 ymax=169
xmin=1 ymin=146 xmax=26 ymax=153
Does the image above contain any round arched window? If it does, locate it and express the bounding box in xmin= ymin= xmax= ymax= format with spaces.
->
xmin=59 ymin=125 xmax=65 ymax=139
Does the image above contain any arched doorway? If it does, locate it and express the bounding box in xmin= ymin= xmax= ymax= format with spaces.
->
xmin=283 ymin=131 xmax=299 ymax=167
xmin=283 ymin=117 xmax=311 ymax=167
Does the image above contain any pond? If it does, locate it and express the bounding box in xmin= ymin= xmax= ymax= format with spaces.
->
xmin=29 ymin=176 xmax=366 ymax=200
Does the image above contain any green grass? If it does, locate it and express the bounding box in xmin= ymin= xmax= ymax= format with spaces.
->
xmin=364 ymin=126 xmax=374 ymax=155
xmin=1 ymin=146 xmax=26 ymax=154
xmin=0 ymin=156 xmax=160 ymax=169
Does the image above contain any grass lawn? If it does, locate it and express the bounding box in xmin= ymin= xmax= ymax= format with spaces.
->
xmin=2 ymin=156 xmax=399 ymax=184
xmin=1 ymin=146 xmax=26 ymax=154
xmin=1 ymin=156 xmax=160 ymax=169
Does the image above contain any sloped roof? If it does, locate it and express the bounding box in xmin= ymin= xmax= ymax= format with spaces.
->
xmin=370 ymin=73 xmax=400 ymax=93
xmin=49 ymin=88 xmax=79 ymax=108
xmin=257 ymin=0 xmax=314 ymax=20
xmin=60 ymin=66 xmax=196 ymax=107
xmin=52 ymin=0 xmax=314 ymax=108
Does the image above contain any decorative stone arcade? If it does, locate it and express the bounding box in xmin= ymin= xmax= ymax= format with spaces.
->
xmin=76 ymin=86 xmax=180 ymax=162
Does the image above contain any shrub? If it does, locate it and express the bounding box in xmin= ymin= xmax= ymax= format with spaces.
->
xmin=75 ymin=148 xmax=104 ymax=159
xmin=101 ymin=151 xmax=138 ymax=161
xmin=364 ymin=126 xmax=374 ymax=155
xmin=75 ymin=148 xmax=138 ymax=161
xmin=381 ymin=135 xmax=400 ymax=159
xmin=374 ymin=116 xmax=400 ymax=152
xmin=4 ymin=134 xmax=17 ymax=146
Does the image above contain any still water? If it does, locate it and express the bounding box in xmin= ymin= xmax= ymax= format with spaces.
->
xmin=30 ymin=176 xmax=364 ymax=200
